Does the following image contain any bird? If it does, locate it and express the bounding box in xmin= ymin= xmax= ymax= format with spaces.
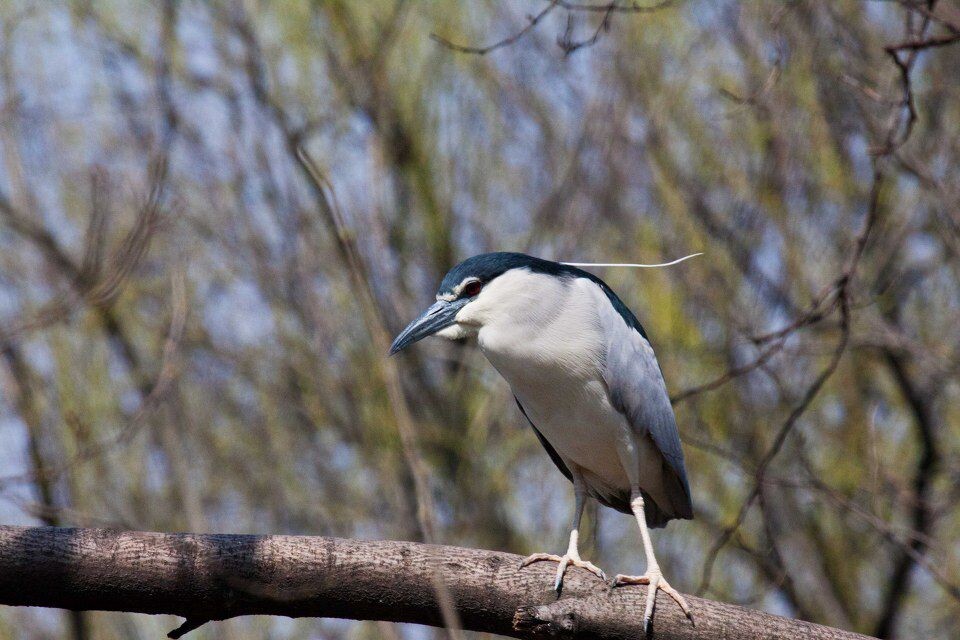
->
xmin=389 ymin=252 xmax=694 ymax=631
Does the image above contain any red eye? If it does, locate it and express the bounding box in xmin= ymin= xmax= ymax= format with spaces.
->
xmin=463 ymin=281 xmax=482 ymax=297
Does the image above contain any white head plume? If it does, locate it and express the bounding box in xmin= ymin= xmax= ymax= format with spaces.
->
xmin=561 ymin=252 xmax=703 ymax=269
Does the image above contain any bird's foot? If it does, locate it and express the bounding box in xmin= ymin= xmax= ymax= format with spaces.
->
xmin=520 ymin=552 xmax=607 ymax=592
xmin=613 ymin=568 xmax=694 ymax=633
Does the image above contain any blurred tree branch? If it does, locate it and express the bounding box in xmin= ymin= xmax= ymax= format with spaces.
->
xmin=430 ymin=1 xmax=673 ymax=55
xmin=0 ymin=525 xmax=877 ymax=640
xmin=430 ymin=1 xmax=561 ymax=55
xmin=0 ymin=158 xmax=166 ymax=348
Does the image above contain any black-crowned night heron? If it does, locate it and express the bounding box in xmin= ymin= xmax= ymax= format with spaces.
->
xmin=390 ymin=252 xmax=694 ymax=630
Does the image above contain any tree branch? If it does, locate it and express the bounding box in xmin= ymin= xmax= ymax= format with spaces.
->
xmin=0 ymin=525 xmax=874 ymax=640
xmin=430 ymin=1 xmax=560 ymax=55
xmin=872 ymin=348 xmax=941 ymax=638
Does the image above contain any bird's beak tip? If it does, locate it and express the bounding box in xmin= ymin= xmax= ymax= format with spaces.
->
xmin=388 ymin=332 xmax=414 ymax=356
xmin=387 ymin=336 xmax=405 ymax=356
xmin=388 ymin=299 xmax=458 ymax=358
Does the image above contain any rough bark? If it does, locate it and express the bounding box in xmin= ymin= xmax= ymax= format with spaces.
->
xmin=0 ymin=525 xmax=874 ymax=640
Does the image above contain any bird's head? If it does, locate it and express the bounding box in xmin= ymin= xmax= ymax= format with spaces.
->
xmin=389 ymin=252 xmax=568 ymax=354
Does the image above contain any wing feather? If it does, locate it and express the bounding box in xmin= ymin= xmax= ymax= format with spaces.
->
xmin=595 ymin=288 xmax=694 ymax=522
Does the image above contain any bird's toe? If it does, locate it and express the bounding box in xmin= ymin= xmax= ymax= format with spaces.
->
xmin=612 ymin=569 xmax=694 ymax=631
xmin=518 ymin=552 xmax=563 ymax=570
xmin=519 ymin=552 xmax=607 ymax=593
xmin=571 ymin=559 xmax=606 ymax=581
xmin=612 ymin=573 xmax=651 ymax=586
xmin=658 ymin=578 xmax=694 ymax=622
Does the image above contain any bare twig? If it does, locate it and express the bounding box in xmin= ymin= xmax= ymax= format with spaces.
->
xmin=430 ymin=1 xmax=560 ymax=55
xmin=430 ymin=1 xmax=673 ymax=55
xmin=554 ymin=0 xmax=674 ymax=13
xmin=670 ymin=338 xmax=788 ymax=405
xmin=556 ymin=5 xmax=614 ymax=56
xmin=0 ymin=157 xmax=167 ymax=343
xmin=886 ymin=31 xmax=960 ymax=51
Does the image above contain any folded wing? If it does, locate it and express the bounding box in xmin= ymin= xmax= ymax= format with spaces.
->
xmin=595 ymin=285 xmax=693 ymax=525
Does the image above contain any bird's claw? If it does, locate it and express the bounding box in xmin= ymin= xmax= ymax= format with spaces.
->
xmin=520 ymin=552 xmax=607 ymax=592
xmin=613 ymin=569 xmax=694 ymax=632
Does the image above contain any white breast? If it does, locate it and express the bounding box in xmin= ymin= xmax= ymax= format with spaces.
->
xmin=471 ymin=273 xmax=632 ymax=491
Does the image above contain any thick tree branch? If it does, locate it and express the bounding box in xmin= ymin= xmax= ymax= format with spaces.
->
xmin=0 ymin=526 xmax=873 ymax=640
xmin=872 ymin=348 xmax=940 ymax=638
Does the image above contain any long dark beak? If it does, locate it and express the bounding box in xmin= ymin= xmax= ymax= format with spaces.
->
xmin=389 ymin=299 xmax=465 ymax=355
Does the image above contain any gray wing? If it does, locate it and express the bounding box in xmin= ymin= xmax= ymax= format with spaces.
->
xmin=597 ymin=297 xmax=693 ymax=523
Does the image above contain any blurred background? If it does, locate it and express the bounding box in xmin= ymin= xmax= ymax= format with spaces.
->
xmin=0 ymin=1 xmax=958 ymax=639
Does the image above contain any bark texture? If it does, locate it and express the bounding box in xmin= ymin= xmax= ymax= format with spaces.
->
xmin=0 ymin=525 xmax=874 ymax=640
